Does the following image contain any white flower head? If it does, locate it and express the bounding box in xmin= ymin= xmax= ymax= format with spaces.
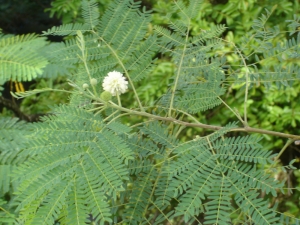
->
xmin=102 ymin=71 xmax=128 ymax=96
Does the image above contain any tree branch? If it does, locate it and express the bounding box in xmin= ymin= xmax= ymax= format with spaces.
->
xmin=0 ymin=96 xmax=46 ymax=122
xmin=106 ymin=100 xmax=300 ymax=140
xmin=0 ymin=96 xmax=31 ymax=121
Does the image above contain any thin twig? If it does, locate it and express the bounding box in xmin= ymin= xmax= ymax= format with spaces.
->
xmin=105 ymin=100 xmax=300 ymax=140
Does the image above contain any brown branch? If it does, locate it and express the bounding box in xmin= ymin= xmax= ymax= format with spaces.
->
xmin=106 ymin=100 xmax=300 ymax=141
xmin=0 ymin=96 xmax=31 ymax=121
xmin=0 ymin=96 xmax=46 ymax=122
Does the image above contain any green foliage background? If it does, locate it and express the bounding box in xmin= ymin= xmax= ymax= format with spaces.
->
xmin=0 ymin=0 xmax=300 ymax=224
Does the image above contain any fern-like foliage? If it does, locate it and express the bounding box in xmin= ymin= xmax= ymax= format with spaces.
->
xmin=0 ymin=118 xmax=31 ymax=223
xmin=12 ymin=105 xmax=133 ymax=224
xmin=0 ymin=34 xmax=48 ymax=83
xmin=5 ymin=0 xmax=299 ymax=224
xmin=234 ymin=8 xmax=300 ymax=90
xmin=155 ymin=9 xmax=226 ymax=112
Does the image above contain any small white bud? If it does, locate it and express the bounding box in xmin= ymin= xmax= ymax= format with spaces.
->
xmin=82 ymin=83 xmax=89 ymax=89
xmin=90 ymin=78 xmax=98 ymax=86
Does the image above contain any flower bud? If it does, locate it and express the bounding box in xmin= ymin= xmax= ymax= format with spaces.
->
xmin=90 ymin=78 xmax=98 ymax=86
xmin=82 ymin=83 xmax=89 ymax=89
xmin=100 ymin=91 xmax=112 ymax=102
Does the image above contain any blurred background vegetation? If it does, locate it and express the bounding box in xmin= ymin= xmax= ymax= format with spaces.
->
xmin=0 ymin=0 xmax=300 ymax=222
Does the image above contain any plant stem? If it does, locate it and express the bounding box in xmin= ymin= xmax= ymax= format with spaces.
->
xmin=22 ymin=88 xmax=300 ymax=141
xmin=116 ymin=93 xmax=122 ymax=107
xmin=76 ymin=31 xmax=97 ymax=96
xmin=217 ymin=96 xmax=244 ymax=124
xmin=234 ymin=46 xmax=249 ymax=127
xmin=168 ymin=12 xmax=190 ymax=117
xmin=105 ymin=100 xmax=300 ymax=140
xmin=274 ymin=139 xmax=294 ymax=162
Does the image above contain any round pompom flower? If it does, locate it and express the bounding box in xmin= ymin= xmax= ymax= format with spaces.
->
xmin=102 ymin=71 xmax=128 ymax=96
